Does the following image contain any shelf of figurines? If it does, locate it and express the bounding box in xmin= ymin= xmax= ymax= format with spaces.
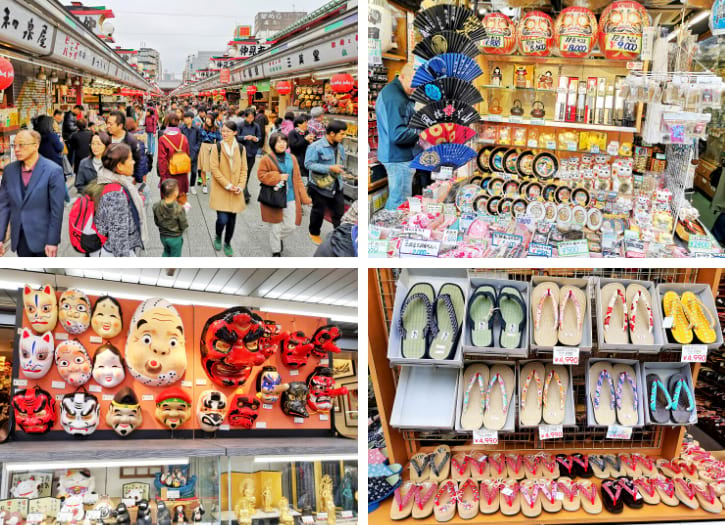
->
xmin=478 ymin=115 xmax=637 ymax=133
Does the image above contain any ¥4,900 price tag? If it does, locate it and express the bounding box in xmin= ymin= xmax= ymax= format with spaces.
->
xmin=553 ymin=347 xmax=579 ymax=365
xmin=682 ymin=344 xmax=708 ymax=363
xmin=606 ymin=424 xmax=632 ymax=440
xmin=539 ymin=424 xmax=563 ymax=440
xmin=473 ymin=428 xmax=498 ymax=445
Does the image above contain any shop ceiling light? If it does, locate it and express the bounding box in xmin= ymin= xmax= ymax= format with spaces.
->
xmin=329 ymin=313 xmax=358 ymax=323
xmin=0 ymin=279 xmax=41 ymax=290
xmin=253 ymin=454 xmax=357 ymax=463
xmin=667 ymin=10 xmax=710 ymax=40
xmin=6 ymin=457 xmax=189 ymax=472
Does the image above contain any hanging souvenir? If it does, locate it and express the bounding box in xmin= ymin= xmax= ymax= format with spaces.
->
xmin=414 ymin=5 xmax=486 ymax=40
xmin=413 ymin=31 xmax=480 ymax=60
xmin=126 ymin=298 xmax=187 ymax=387
xmin=306 ymin=367 xmax=349 ymax=414
xmin=518 ymin=11 xmax=555 ymax=56
xmin=555 ymin=6 xmax=598 ymax=58
xmin=11 ymin=386 xmax=56 ymax=434
xmin=106 ymin=386 xmax=143 ymax=437
xmin=255 ymin=366 xmax=288 ymax=404
xmin=91 ymin=296 xmax=123 ymax=339
xmin=259 ymin=320 xmax=282 ymax=359
xmin=280 ymin=331 xmax=314 ymax=369
xmin=55 ymin=339 xmax=92 ymax=387
xmin=19 ymin=328 xmax=54 ymax=379
xmin=228 ymin=392 xmax=260 ymax=429
xmin=200 ymin=306 xmax=267 ymax=387
xmin=420 ymin=123 xmax=477 ymax=145
xmin=92 ymin=343 xmax=126 ymax=388
xmin=480 ymin=13 xmax=517 ymax=55
xmin=311 ymin=325 xmax=342 ymax=358
xmin=411 ymin=78 xmax=483 ymax=106
xmin=58 ymin=289 xmax=91 ymax=335
xmin=281 ymin=382 xmax=309 ymax=418
xmin=411 ymin=54 xmax=483 ymax=87
xmin=154 ymin=387 xmax=192 ymax=430
xmin=60 ymin=389 xmax=100 ymax=436
xmin=23 ymin=284 xmax=58 ymax=334
xmin=410 ymin=143 xmax=477 ymax=171
xmin=196 ymin=390 xmax=228 ymax=433
xmin=598 ymin=1 xmax=648 ymax=60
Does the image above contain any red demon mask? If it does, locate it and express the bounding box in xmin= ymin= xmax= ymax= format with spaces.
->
xmin=12 ymin=386 xmax=57 ymax=434
xmin=306 ymin=366 xmax=349 ymax=414
xmin=200 ymin=307 xmax=267 ymax=387
xmin=227 ymin=394 xmax=260 ymax=429
xmin=280 ymin=331 xmax=314 ymax=369
xmin=259 ymin=320 xmax=282 ymax=359
xmin=311 ymin=325 xmax=342 ymax=358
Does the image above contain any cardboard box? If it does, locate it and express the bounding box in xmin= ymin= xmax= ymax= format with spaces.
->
xmin=516 ymin=360 xmax=576 ymax=428
xmin=656 ymin=283 xmax=723 ymax=350
xmin=391 ymin=365 xmax=459 ymax=430
xmin=585 ymin=358 xmax=645 ymax=428
xmin=454 ymin=361 xmax=517 ymax=433
xmin=642 ymin=362 xmax=697 ymax=426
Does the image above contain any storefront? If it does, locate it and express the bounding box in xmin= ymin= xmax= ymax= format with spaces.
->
xmin=368 ymin=0 xmax=722 ymax=258
xmin=369 ymin=267 xmax=724 ymax=524
xmin=0 ymin=268 xmax=358 ymax=524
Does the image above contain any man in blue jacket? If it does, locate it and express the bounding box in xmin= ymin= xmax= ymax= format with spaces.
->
xmin=375 ymin=63 xmax=420 ymax=210
xmin=181 ymin=112 xmax=202 ymax=194
xmin=0 ymin=130 xmax=65 ymax=257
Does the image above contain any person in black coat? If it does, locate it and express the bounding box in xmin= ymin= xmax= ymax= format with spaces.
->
xmin=75 ymin=131 xmax=111 ymax=194
xmin=62 ymin=104 xmax=83 ymax=142
xmin=237 ymin=110 xmax=262 ymax=203
xmin=33 ymin=115 xmax=63 ymax=167
xmin=69 ymin=118 xmax=93 ymax=173
xmin=287 ymin=115 xmax=315 ymax=180
xmin=180 ymin=112 xmax=202 ymax=194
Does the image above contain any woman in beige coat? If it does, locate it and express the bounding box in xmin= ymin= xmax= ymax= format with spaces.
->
xmin=209 ymin=120 xmax=248 ymax=256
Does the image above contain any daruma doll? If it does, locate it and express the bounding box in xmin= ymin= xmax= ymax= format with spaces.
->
xmin=480 ymin=12 xmax=517 ymax=55
xmin=555 ymin=6 xmax=598 ymax=58
xmin=518 ymin=11 xmax=555 ymax=56
xmin=598 ymin=0 xmax=649 ymax=60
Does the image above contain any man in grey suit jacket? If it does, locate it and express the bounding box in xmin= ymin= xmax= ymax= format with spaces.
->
xmin=0 ymin=130 xmax=65 ymax=257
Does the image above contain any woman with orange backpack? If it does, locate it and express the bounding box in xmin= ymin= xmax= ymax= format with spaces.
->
xmin=157 ymin=113 xmax=191 ymax=207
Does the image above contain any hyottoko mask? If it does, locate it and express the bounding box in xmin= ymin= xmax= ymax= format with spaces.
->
xmin=91 ymin=296 xmax=123 ymax=339
xmin=23 ymin=284 xmax=58 ymax=334
xmin=259 ymin=320 xmax=282 ymax=358
xmin=311 ymin=325 xmax=342 ymax=358
xmin=280 ymin=331 xmax=314 ymax=369
xmin=92 ymin=343 xmax=126 ymax=388
xmin=154 ymin=387 xmax=192 ymax=430
xmin=126 ymin=298 xmax=187 ymax=386
xmin=200 ymin=307 xmax=267 ymax=387
xmin=228 ymin=393 xmax=260 ymax=429
xmin=18 ymin=328 xmax=54 ymax=379
xmin=196 ymin=390 xmax=228 ymax=432
xmin=59 ymin=289 xmax=91 ymax=335
xmin=106 ymin=386 xmax=143 ymax=437
xmin=255 ymin=366 xmax=288 ymax=404
xmin=281 ymin=382 xmax=309 ymax=418
xmin=60 ymin=389 xmax=100 ymax=435
xmin=306 ymin=367 xmax=348 ymax=414
xmin=56 ymin=340 xmax=92 ymax=387
xmin=11 ymin=386 xmax=56 ymax=434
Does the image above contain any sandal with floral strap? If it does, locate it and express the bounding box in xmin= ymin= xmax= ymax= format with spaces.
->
xmin=483 ymin=365 xmax=515 ymax=431
xmin=479 ymin=479 xmax=500 ymax=514
xmin=618 ymin=477 xmax=643 ymax=509
xmin=676 ymin=460 xmax=700 ymax=481
xmin=572 ymin=453 xmax=594 ymax=478
xmin=653 ymin=476 xmax=679 ymax=506
xmin=601 ymin=479 xmax=624 ymax=513
xmin=602 ymin=454 xmax=626 ymax=477
xmin=681 ymin=291 xmax=717 ymax=344
xmin=505 ymin=454 xmax=525 ymax=480
xmin=538 ymin=479 xmax=562 ymax=512
xmin=558 ymin=285 xmax=586 ymax=346
xmin=556 ymin=454 xmax=575 ymax=478
xmin=627 ymin=284 xmax=654 ymax=345
xmin=543 ymin=364 xmax=568 ymax=425
xmin=613 ymin=364 xmax=639 ymax=427
xmin=589 ymin=362 xmax=616 ymax=426
xmin=412 ymin=481 xmax=438 ymax=519
xmin=460 ymin=364 xmax=487 ymax=430
xmin=409 ymin=453 xmax=431 ymax=482
xmin=578 ymin=480 xmax=603 ymax=514
xmin=633 ymin=477 xmax=660 ymax=505
xmin=519 ymin=480 xmax=542 ymax=518
xmin=519 ymin=361 xmax=545 ymax=426
xmin=391 ymin=482 xmax=420 ymax=520
xmin=523 ymin=455 xmax=539 ymax=479
xmin=450 ymin=453 xmax=470 ymax=482
xmin=433 ymin=480 xmax=459 ymax=522
xmin=674 ymin=478 xmax=699 ymax=510
xmin=620 ymin=454 xmax=642 ymax=478
xmin=487 ymin=453 xmax=507 ymax=478
xmin=499 ymin=480 xmax=521 ymax=516
xmin=532 ymin=282 xmax=559 ymax=347
xmin=602 ymin=283 xmax=628 ymax=344
xmin=691 ymin=481 xmax=724 ymax=513
xmin=456 ymin=478 xmax=480 ymax=519
xmin=589 ymin=455 xmax=610 ymax=479
xmin=669 ymin=373 xmax=696 ymax=425
xmin=633 ymin=454 xmax=657 ymax=476
xmin=656 ymin=458 xmax=682 ymax=478
xmin=537 ymin=454 xmax=560 ymax=479
xmin=558 ymin=478 xmax=580 ymax=511
xmin=467 ymin=454 xmax=488 ymax=481
xmin=429 ymin=445 xmax=452 ymax=482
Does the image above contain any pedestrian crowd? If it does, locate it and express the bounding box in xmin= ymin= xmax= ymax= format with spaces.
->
xmin=0 ymin=99 xmax=357 ymax=257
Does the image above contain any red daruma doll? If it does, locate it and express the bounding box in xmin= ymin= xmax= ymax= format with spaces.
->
xmin=518 ymin=11 xmax=555 ymax=57
xmin=480 ymin=12 xmax=517 ymax=55
xmin=598 ymin=0 xmax=649 ymax=60
xmin=555 ymin=6 xmax=598 ymax=58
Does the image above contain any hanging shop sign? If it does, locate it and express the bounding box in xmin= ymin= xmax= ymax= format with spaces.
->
xmin=0 ymin=56 xmax=14 ymax=90
xmin=246 ymin=85 xmax=258 ymax=95
xmin=52 ymin=30 xmax=113 ymax=75
xmin=264 ymin=30 xmax=357 ymax=77
xmin=276 ymin=81 xmax=292 ymax=95
xmin=238 ymin=63 xmax=266 ymax=82
xmin=219 ymin=68 xmax=231 ymax=84
xmin=330 ymin=73 xmax=354 ymax=93
xmin=0 ymin=0 xmax=54 ymax=55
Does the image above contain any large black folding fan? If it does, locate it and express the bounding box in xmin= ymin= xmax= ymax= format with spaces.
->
xmin=414 ymin=4 xmax=487 ymax=41
xmin=411 ymin=77 xmax=483 ymax=105
xmin=413 ymin=31 xmax=480 ymax=60
xmin=409 ymin=100 xmax=480 ymax=129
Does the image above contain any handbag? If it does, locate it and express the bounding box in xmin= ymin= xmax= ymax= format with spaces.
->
xmin=311 ymin=146 xmax=340 ymax=192
xmin=258 ymin=154 xmax=288 ymax=209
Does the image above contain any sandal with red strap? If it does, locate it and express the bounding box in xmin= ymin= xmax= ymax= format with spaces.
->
xmin=505 ymin=454 xmax=525 ymax=480
xmin=499 ymin=480 xmax=521 ymax=516
xmin=433 ymin=480 xmax=459 ymax=522
xmin=467 ymin=454 xmax=488 ymax=481
xmin=656 ymin=458 xmax=682 ymax=478
xmin=456 ymin=478 xmax=480 ymax=520
xmin=572 ymin=453 xmax=594 ymax=478
xmin=487 ymin=453 xmax=507 ymax=478
xmin=412 ymin=481 xmax=438 ymax=519
xmin=538 ymin=479 xmax=562 ymax=512
xmin=558 ymin=478 xmax=580 ymax=512
xmin=633 ymin=478 xmax=660 ymax=505
xmin=633 ymin=454 xmax=657 ymax=476
xmin=450 ymin=454 xmax=470 ymax=482
xmin=578 ymin=480 xmax=603 ymax=514
xmin=391 ymin=482 xmax=420 ymax=520
xmin=652 ymin=476 xmax=679 ymax=506
xmin=618 ymin=477 xmax=643 ymax=509
xmin=519 ymin=479 xmax=542 ymax=518
xmin=691 ymin=481 xmax=723 ymax=513
xmin=601 ymin=479 xmax=624 ymax=513
xmin=479 ymin=479 xmax=500 ymax=514
xmin=556 ymin=454 xmax=576 ymax=478
xmin=537 ymin=453 xmax=560 ymax=479
xmin=523 ymin=455 xmax=539 ymax=479
xmin=674 ymin=478 xmax=699 ymax=510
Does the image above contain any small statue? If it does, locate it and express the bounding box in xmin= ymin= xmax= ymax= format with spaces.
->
xmin=156 ymin=501 xmax=172 ymax=525
xmin=326 ymin=497 xmax=336 ymax=525
xmin=515 ymin=66 xmax=528 ymax=88
xmin=233 ymin=480 xmax=256 ymax=517
xmin=237 ymin=506 xmax=252 ymax=525
xmin=491 ymin=67 xmax=502 ymax=87
xmin=191 ymin=503 xmax=204 ymax=523
xmin=279 ymin=498 xmax=294 ymax=525
xmin=262 ymin=485 xmax=273 ymax=512
xmin=113 ymin=503 xmax=131 ymax=525
xmin=341 ymin=475 xmax=354 ymax=511
xmin=173 ymin=505 xmax=188 ymax=525
xmin=135 ymin=500 xmax=152 ymax=525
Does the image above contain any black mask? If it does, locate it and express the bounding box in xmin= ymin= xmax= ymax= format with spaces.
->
xmin=282 ymin=382 xmax=309 ymax=418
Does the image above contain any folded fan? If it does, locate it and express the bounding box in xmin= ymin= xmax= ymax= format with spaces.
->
xmin=410 ymin=143 xmax=477 ymax=171
xmin=411 ymin=77 xmax=483 ymax=105
xmin=414 ymin=4 xmax=487 ymax=40
xmin=420 ymin=123 xmax=477 ymax=145
xmin=413 ymin=31 xmax=480 ymax=60
xmin=411 ymin=53 xmax=483 ymax=87
xmin=409 ymin=100 xmax=480 ymax=129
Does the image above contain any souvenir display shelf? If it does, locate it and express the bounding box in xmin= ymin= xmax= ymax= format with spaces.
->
xmin=369 ymin=267 xmax=722 ymax=525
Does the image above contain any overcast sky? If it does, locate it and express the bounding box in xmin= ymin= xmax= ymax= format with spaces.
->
xmin=98 ymin=0 xmax=329 ymax=76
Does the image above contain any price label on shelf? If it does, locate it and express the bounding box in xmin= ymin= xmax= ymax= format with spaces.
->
xmin=319 ymin=358 xmax=329 ymax=366
xmin=51 ymin=381 xmax=66 ymax=390
xmin=407 ymin=197 xmax=422 ymax=213
xmin=219 ymin=424 xmax=230 ymax=431
xmin=182 ymin=380 xmax=193 ymax=387
xmin=425 ymin=203 xmax=443 ymax=215
xmin=26 ymin=514 xmax=45 ymax=523
xmin=553 ymin=347 xmax=579 ymax=365
xmin=301 ymin=516 xmax=315 ymax=524
xmin=166 ymin=490 xmax=180 ymax=500
xmin=487 ymin=114 xmax=502 ymax=122
xmin=294 ymin=417 xmax=305 ymax=424
xmin=566 ymin=142 xmax=577 ymax=151
xmin=509 ymin=115 xmax=522 ymax=123
xmin=88 ymin=384 xmax=102 ymax=393
xmin=400 ymin=239 xmax=441 ymax=258
xmin=473 ymin=428 xmax=498 ymax=445
xmin=86 ymin=511 xmax=101 ymax=521
xmin=530 ymin=118 xmax=545 ymax=125
xmin=557 ymin=239 xmax=589 ymax=257
xmin=89 ymin=335 xmax=103 ymax=344
xmin=369 ymin=240 xmax=389 ymax=258
xmin=289 ymin=369 xmax=299 ymax=376
xmin=539 ymin=424 xmax=563 ymax=440
xmin=662 ymin=316 xmax=674 ymax=329
xmin=319 ymin=414 xmax=329 ymax=421
xmin=528 ymin=243 xmax=553 ymax=257
xmin=317 ymin=513 xmax=328 ymax=521
xmin=142 ymin=394 xmax=155 ymax=402
xmin=682 ymin=345 xmax=708 ymax=363
xmin=606 ymin=424 xmax=633 ymax=440
xmin=545 ymin=141 xmax=557 ymax=150
xmin=341 ymin=511 xmax=354 ymax=519
xmin=255 ymin=422 xmax=267 ymax=429
xmin=527 ymin=139 xmax=538 ymax=148
xmin=442 ymin=229 xmax=458 ymax=245
xmin=13 ymin=378 xmax=27 ymax=387
xmin=263 ymin=404 xmax=273 ymax=410
xmin=195 ymin=378 xmax=207 ymax=386
xmin=103 ymin=394 xmax=114 ymax=401
xmin=55 ymin=332 xmax=69 ymax=341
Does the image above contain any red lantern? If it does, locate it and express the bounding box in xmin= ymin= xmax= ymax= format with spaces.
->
xmin=518 ymin=11 xmax=555 ymax=57
xmin=555 ymin=7 xmax=598 ymax=58
xmin=480 ymin=13 xmax=517 ymax=55
xmin=330 ymin=73 xmax=354 ymax=93
xmin=0 ymin=57 xmax=14 ymax=90
xmin=599 ymin=0 xmax=649 ymax=60
xmin=276 ymin=81 xmax=292 ymax=95
xmin=247 ymin=85 xmax=258 ymax=95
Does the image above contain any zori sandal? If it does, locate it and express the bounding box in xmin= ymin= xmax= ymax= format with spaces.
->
xmin=483 ymin=365 xmax=515 ymax=430
xmin=519 ymin=479 xmax=542 ymax=518
xmin=627 ymin=284 xmax=655 ymax=345
xmin=399 ymin=283 xmax=436 ymax=359
xmin=669 ymin=373 xmax=696 ymax=425
xmin=558 ymin=285 xmax=586 ymax=346
xmin=656 ymin=459 xmax=682 ymax=478
xmin=538 ymin=479 xmax=562 ymax=512
xmin=613 ymin=364 xmax=639 ymax=426
xmin=456 ymin=478 xmax=480 ymax=520
xmin=620 ymin=454 xmax=643 ymax=478
xmin=578 ymin=480 xmax=603 ymax=514
xmin=412 ymin=481 xmax=438 ymax=519
xmin=558 ymin=478 xmax=581 ymax=512
xmin=633 ymin=454 xmax=657 ymax=477
xmin=600 ymin=479 xmax=624 ymax=514
xmin=499 ymin=480 xmax=521 ymax=516
xmin=519 ymin=361 xmax=545 ymax=427
xmin=633 ymin=477 xmax=660 ymax=505
xmin=479 ymin=479 xmax=500 ymax=514
xmin=691 ymin=481 xmax=723 ymax=513
xmin=681 ymin=291 xmax=717 ymax=344
xmin=409 ymin=453 xmax=431 ymax=482
xmin=601 ymin=282 xmax=628 ymax=344
xmin=662 ymin=291 xmax=693 ymax=345
xmin=537 ymin=454 xmax=560 ymax=479
xmin=674 ymin=478 xmax=699 ymax=510
xmin=676 ymin=459 xmax=700 ymax=481
xmin=429 ymin=283 xmax=465 ymax=360
xmin=467 ymin=286 xmax=497 ymax=348
xmin=618 ymin=477 xmax=643 ymax=509
xmin=589 ymin=361 xmax=616 ymax=426
xmin=460 ymin=363 xmax=488 ymax=430
xmin=543 ymin=364 xmax=568 ymax=425
xmin=450 ymin=453 xmax=470 ymax=483
xmin=433 ymin=480 xmax=459 ymax=522
xmin=653 ymin=476 xmax=679 ymax=506
xmin=505 ymin=454 xmax=525 ymax=481
xmin=572 ymin=453 xmax=594 ymax=478
xmin=429 ymin=445 xmax=452 ymax=483
xmin=647 ymin=374 xmax=673 ymax=424
xmin=589 ymin=455 xmax=611 ymax=479
xmin=556 ymin=454 xmax=576 ymax=478
xmin=391 ymin=482 xmax=420 ymax=520
xmin=487 ymin=453 xmax=507 ymax=478
xmin=602 ymin=454 xmax=627 ymax=478
xmin=531 ymin=282 xmax=560 ymax=347
xmin=498 ymin=286 xmax=526 ymax=349
xmin=523 ymin=455 xmax=539 ymax=480
xmin=467 ymin=455 xmax=488 ymax=481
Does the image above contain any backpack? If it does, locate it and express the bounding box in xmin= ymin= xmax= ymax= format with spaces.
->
xmin=68 ymin=183 xmax=125 ymax=254
xmin=162 ymin=134 xmax=191 ymax=175
xmin=216 ymin=142 xmax=245 ymax=164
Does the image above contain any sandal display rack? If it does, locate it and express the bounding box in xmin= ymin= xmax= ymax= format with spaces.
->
xmin=369 ymin=267 xmax=722 ymax=524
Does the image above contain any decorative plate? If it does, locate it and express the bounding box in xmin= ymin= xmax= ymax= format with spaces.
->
xmin=572 ymin=187 xmax=591 ymax=207
xmin=488 ymin=146 xmax=508 ymax=173
xmin=525 ymin=181 xmax=543 ymax=201
xmin=543 ymin=183 xmax=558 ymax=202
xmin=477 ymin=146 xmax=494 ymax=172
xmin=516 ymin=150 xmax=536 ymax=177
xmin=526 ymin=201 xmax=545 ymax=221
xmin=512 ymin=198 xmax=528 ymax=217
xmin=533 ymin=152 xmax=558 ymax=179
xmin=502 ymin=148 xmax=519 ymax=175
xmin=502 ymin=180 xmax=520 ymax=196
xmin=487 ymin=177 xmax=505 ymax=196
xmin=498 ymin=197 xmax=514 ymax=215
xmin=555 ymin=185 xmax=572 ymax=204
xmin=473 ymin=194 xmax=489 ymax=213
xmin=486 ymin=196 xmax=502 ymax=215
xmin=455 ymin=184 xmax=484 ymax=211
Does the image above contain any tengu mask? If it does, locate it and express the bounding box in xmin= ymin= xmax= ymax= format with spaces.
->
xmin=23 ymin=284 xmax=58 ymax=334
xmin=19 ymin=328 xmax=54 ymax=379
xmin=306 ymin=366 xmax=348 ymax=414
xmin=259 ymin=320 xmax=283 ymax=358
xmin=92 ymin=343 xmax=125 ymax=388
xmin=255 ymin=366 xmax=288 ymax=404
xmin=91 ymin=296 xmax=123 ymax=339
xmin=59 ymin=289 xmax=91 ymax=335
xmin=154 ymin=387 xmax=192 ymax=430
xmin=281 ymin=382 xmax=309 ymax=418
xmin=228 ymin=393 xmax=260 ymax=429
xmin=106 ymin=387 xmax=143 ymax=437
xmin=60 ymin=389 xmax=100 ymax=435
xmin=196 ymin=390 xmax=228 ymax=432
xmin=55 ymin=339 xmax=92 ymax=387
xmin=311 ymin=325 xmax=342 ymax=358
xmin=11 ymin=386 xmax=56 ymax=434
xmin=280 ymin=331 xmax=314 ymax=369
xmin=200 ymin=307 xmax=267 ymax=387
